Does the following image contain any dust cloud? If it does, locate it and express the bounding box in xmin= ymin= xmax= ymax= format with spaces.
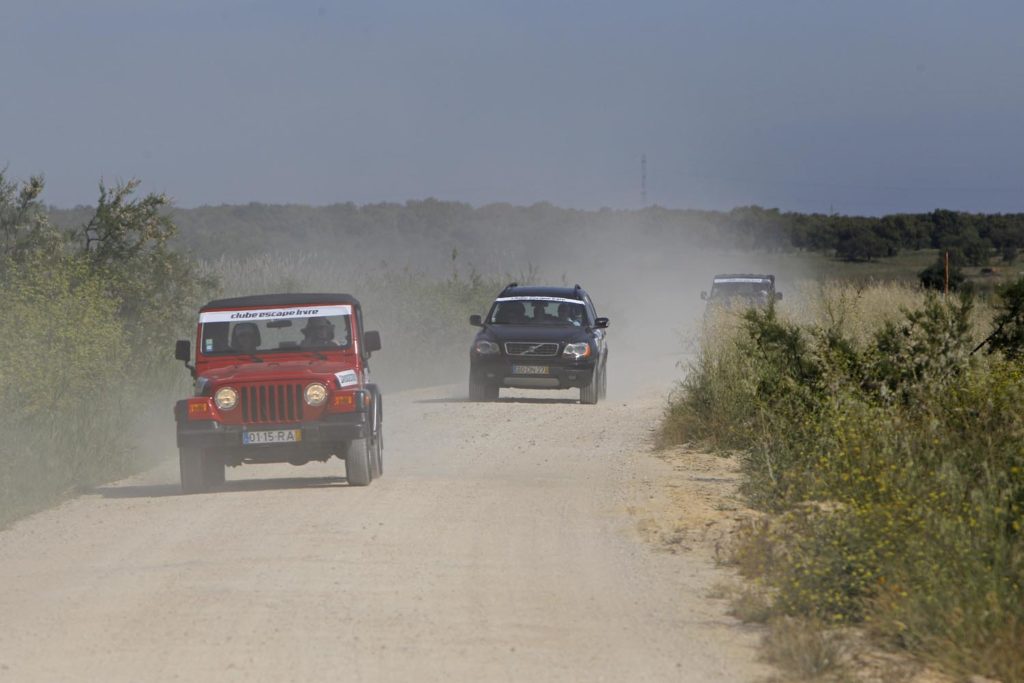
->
xmin=492 ymin=218 xmax=788 ymax=400
xmin=200 ymin=211 xmax=792 ymax=401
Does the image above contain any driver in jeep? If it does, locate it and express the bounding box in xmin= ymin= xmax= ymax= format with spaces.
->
xmin=230 ymin=322 xmax=261 ymax=354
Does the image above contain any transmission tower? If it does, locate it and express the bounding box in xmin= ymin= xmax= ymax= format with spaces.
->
xmin=641 ymin=153 xmax=647 ymax=206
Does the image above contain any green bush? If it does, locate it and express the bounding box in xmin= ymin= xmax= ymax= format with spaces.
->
xmin=0 ymin=172 xmax=211 ymax=525
xmin=0 ymin=261 xmax=136 ymax=523
xmin=663 ymin=283 xmax=1024 ymax=681
xmin=0 ymin=261 xmax=126 ymax=416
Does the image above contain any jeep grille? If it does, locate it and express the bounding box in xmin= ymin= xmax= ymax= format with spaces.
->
xmin=504 ymin=342 xmax=559 ymax=357
xmin=240 ymin=383 xmax=305 ymax=423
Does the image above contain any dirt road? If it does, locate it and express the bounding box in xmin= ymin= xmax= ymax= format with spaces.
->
xmin=0 ymin=384 xmax=770 ymax=682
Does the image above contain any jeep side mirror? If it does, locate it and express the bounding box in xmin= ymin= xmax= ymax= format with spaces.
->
xmin=469 ymin=314 xmax=483 ymax=327
xmin=700 ymin=291 xmax=708 ymax=300
xmin=175 ymin=340 xmax=196 ymax=378
xmin=175 ymin=340 xmax=191 ymax=362
xmin=775 ymin=292 xmax=783 ymax=301
xmin=364 ymin=330 xmax=382 ymax=353
xmin=594 ymin=317 xmax=609 ymax=329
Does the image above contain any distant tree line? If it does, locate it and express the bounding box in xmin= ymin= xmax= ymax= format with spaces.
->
xmin=49 ymin=200 xmax=1024 ymax=271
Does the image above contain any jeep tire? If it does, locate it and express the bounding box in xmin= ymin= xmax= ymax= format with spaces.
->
xmin=346 ymin=437 xmax=373 ymax=486
xmin=372 ymin=390 xmax=384 ymax=478
xmin=369 ymin=429 xmax=383 ymax=480
xmin=179 ymin=447 xmax=209 ymax=494
xmin=203 ymin=451 xmax=225 ymax=486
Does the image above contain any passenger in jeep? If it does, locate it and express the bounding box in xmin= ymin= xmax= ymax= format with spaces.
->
xmin=301 ymin=316 xmax=340 ymax=347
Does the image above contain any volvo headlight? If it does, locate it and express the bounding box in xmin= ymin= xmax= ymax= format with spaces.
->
xmin=474 ymin=340 xmax=500 ymax=355
xmin=214 ymin=387 xmax=238 ymax=410
xmin=563 ymin=342 xmax=591 ymax=360
xmin=305 ymin=382 xmax=328 ymax=406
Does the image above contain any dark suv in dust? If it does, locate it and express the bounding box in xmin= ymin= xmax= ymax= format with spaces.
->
xmin=468 ymin=284 xmax=609 ymax=404
xmin=701 ymin=274 xmax=782 ymax=309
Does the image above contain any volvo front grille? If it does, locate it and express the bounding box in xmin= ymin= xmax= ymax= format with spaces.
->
xmin=504 ymin=342 xmax=559 ymax=357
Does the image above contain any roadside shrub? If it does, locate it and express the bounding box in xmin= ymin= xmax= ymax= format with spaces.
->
xmin=0 ymin=260 xmax=125 ymax=414
xmin=0 ymin=172 xmax=211 ymax=525
xmin=660 ymin=304 xmax=761 ymax=449
xmin=984 ymin=275 xmax=1024 ymax=360
xmin=762 ymin=616 xmax=846 ymax=680
xmin=918 ymin=256 xmax=965 ymax=291
xmin=728 ymin=585 xmax=775 ymax=623
xmin=663 ymin=282 xmax=1024 ymax=680
xmin=0 ymin=259 xmax=135 ymax=524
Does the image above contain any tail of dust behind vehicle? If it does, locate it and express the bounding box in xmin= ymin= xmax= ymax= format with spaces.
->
xmin=173 ymin=293 xmax=383 ymax=492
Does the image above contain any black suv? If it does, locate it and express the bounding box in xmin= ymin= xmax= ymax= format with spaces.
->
xmin=468 ymin=284 xmax=609 ymax=404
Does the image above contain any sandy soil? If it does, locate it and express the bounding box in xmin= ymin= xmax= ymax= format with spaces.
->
xmin=0 ymin=383 xmax=773 ymax=682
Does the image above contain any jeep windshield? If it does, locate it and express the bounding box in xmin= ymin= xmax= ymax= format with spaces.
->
xmin=488 ymin=297 xmax=588 ymax=326
xmin=198 ymin=305 xmax=353 ymax=355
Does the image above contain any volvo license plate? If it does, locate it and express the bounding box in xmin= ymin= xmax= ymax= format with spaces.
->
xmin=512 ymin=365 xmax=549 ymax=375
xmin=242 ymin=429 xmax=302 ymax=445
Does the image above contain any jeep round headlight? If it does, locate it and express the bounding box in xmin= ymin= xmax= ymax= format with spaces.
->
xmin=214 ymin=387 xmax=238 ymax=410
xmin=304 ymin=382 xmax=328 ymax=406
xmin=474 ymin=340 xmax=500 ymax=355
xmin=563 ymin=342 xmax=592 ymax=360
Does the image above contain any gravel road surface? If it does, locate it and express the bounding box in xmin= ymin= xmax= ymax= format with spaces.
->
xmin=0 ymin=384 xmax=770 ymax=682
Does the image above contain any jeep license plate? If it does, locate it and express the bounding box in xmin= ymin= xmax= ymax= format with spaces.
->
xmin=243 ymin=429 xmax=302 ymax=445
xmin=512 ymin=365 xmax=549 ymax=375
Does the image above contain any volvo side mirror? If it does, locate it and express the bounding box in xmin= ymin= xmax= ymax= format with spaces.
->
xmin=469 ymin=314 xmax=483 ymax=327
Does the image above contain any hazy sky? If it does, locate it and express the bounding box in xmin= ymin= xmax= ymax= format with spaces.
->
xmin=3 ymin=1 xmax=1023 ymax=214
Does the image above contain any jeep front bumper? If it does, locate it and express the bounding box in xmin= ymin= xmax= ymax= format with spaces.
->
xmin=174 ymin=400 xmax=370 ymax=450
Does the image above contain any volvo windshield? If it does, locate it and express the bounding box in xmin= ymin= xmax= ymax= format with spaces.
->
xmin=487 ymin=297 xmax=588 ymax=326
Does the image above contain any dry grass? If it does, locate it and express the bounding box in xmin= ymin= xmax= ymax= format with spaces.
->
xmin=782 ymin=281 xmax=926 ymax=345
xmin=763 ymin=617 xmax=847 ymax=680
xmin=730 ymin=585 xmax=776 ymax=624
xmin=781 ymin=280 xmax=994 ymax=349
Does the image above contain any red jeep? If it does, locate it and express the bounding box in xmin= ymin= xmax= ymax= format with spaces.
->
xmin=173 ymin=293 xmax=383 ymax=493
